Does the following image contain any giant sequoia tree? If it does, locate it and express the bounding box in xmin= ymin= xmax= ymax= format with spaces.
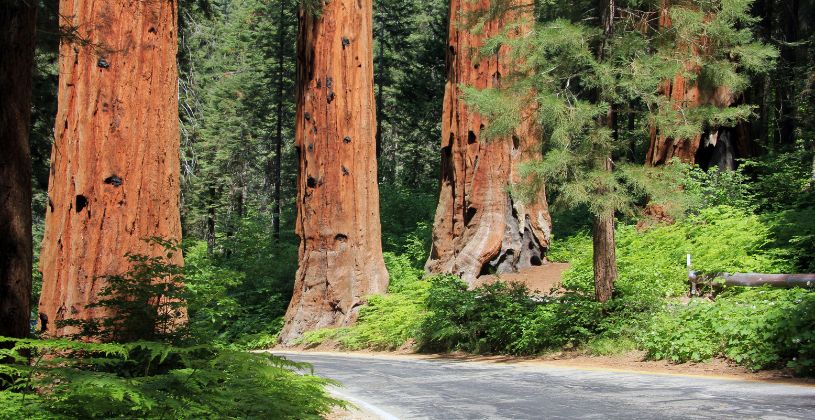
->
xmin=278 ymin=0 xmax=388 ymax=343
xmin=38 ymin=0 xmax=183 ymax=336
xmin=426 ymin=0 xmax=552 ymax=285
xmin=0 ymin=1 xmax=37 ymax=339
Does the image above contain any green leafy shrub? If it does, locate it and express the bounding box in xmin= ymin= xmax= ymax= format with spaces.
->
xmin=743 ymin=147 xmax=815 ymax=212
xmin=300 ymin=252 xmax=431 ymax=350
xmin=762 ymin=208 xmax=815 ymax=272
xmin=0 ymin=338 xmax=341 ymax=419
xmin=643 ymin=288 xmax=815 ymax=374
xmin=415 ymin=205 xmax=809 ymax=365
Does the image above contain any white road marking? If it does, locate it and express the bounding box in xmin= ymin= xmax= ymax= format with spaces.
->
xmin=329 ymin=386 xmax=401 ymax=420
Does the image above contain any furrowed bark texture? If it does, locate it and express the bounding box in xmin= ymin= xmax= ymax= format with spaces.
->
xmin=646 ymin=0 xmax=744 ymax=168
xmin=279 ymin=0 xmax=388 ymax=344
xmin=592 ymin=211 xmax=617 ymax=303
xmin=0 ymin=2 xmax=37 ymax=339
xmin=426 ymin=0 xmax=552 ymax=285
xmin=38 ymin=0 xmax=182 ymax=337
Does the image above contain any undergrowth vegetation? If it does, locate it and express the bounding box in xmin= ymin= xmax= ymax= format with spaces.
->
xmin=1 ymin=240 xmax=341 ymax=418
xmin=302 ymin=158 xmax=815 ymax=376
xmin=0 ymin=339 xmax=339 ymax=419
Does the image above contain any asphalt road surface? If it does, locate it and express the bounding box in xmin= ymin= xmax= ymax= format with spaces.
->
xmin=274 ymin=352 xmax=815 ymax=420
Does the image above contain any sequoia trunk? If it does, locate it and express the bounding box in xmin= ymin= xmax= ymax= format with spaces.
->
xmin=645 ymin=0 xmax=745 ymax=167
xmin=0 ymin=1 xmax=37 ymax=339
xmin=38 ymin=0 xmax=183 ymax=337
xmin=279 ymin=0 xmax=388 ymax=344
xmin=426 ymin=0 xmax=551 ymax=285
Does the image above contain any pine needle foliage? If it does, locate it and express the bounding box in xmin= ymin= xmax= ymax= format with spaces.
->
xmin=465 ymin=0 xmax=776 ymax=219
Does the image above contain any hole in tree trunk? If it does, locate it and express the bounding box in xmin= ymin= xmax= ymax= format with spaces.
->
xmin=512 ymin=135 xmax=520 ymax=150
xmin=468 ymin=131 xmax=477 ymax=144
xmin=335 ymin=234 xmax=348 ymax=243
xmin=530 ymin=256 xmax=543 ymax=266
xmin=464 ymin=207 xmax=477 ymax=225
xmin=306 ymin=176 xmax=317 ymax=188
xmin=75 ymin=195 xmax=88 ymax=213
xmin=104 ymin=175 xmax=123 ymax=187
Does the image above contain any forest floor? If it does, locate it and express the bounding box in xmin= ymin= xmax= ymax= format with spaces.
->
xmin=472 ymin=262 xmax=571 ymax=294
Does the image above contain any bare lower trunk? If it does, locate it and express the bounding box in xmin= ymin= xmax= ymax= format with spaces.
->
xmin=38 ymin=0 xmax=183 ymax=337
xmin=375 ymin=19 xmax=384 ymax=161
xmin=811 ymin=145 xmax=815 ymax=188
xmin=426 ymin=0 xmax=551 ymax=286
xmin=279 ymin=0 xmax=388 ymax=344
xmin=0 ymin=1 xmax=37 ymax=339
xmin=592 ymin=211 xmax=617 ymax=303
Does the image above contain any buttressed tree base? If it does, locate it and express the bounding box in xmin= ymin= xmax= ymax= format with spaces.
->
xmin=426 ymin=0 xmax=552 ymax=285
xmin=38 ymin=0 xmax=182 ymax=337
xmin=279 ymin=0 xmax=388 ymax=344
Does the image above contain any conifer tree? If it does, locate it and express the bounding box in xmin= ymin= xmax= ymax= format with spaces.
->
xmin=467 ymin=0 xmax=776 ymax=301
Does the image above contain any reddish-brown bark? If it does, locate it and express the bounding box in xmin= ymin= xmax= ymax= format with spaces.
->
xmin=426 ymin=1 xmax=552 ymax=285
xmin=646 ymin=1 xmax=737 ymax=166
xmin=279 ymin=0 xmax=388 ymax=344
xmin=38 ymin=0 xmax=183 ymax=337
xmin=0 ymin=1 xmax=37 ymax=339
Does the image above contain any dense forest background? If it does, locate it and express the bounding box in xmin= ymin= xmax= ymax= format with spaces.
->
xmin=24 ymin=0 xmax=815 ymax=347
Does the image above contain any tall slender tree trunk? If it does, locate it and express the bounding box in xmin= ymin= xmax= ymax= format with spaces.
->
xmin=593 ymin=208 xmax=617 ymax=303
xmin=777 ymin=0 xmax=800 ymax=146
xmin=0 ymin=1 xmax=37 ymax=339
xmin=38 ymin=0 xmax=183 ymax=337
xmin=591 ymin=0 xmax=619 ymax=303
xmin=375 ymin=20 xmax=385 ymax=161
xmin=273 ymin=0 xmax=287 ymax=240
xmin=426 ymin=0 xmax=552 ymax=286
xmin=206 ymin=185 xmax=217 ymax=254
xmin=279 ymin=0 xmax=388 ymax=344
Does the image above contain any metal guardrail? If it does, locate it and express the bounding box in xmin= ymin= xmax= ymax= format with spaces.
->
xmin=687 ymin=254 xmax=815 ymax=295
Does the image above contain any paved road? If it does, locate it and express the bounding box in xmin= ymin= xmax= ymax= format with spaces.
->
xmin=274 ymin=352 xmax=815 ymax=420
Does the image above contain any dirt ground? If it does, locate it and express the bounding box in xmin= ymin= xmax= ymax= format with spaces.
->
xmin=473 ymin=262 xmax=572 ymax=294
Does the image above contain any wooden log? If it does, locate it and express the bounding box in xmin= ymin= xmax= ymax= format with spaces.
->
xmin=690 ymin=272 xmax=815 ymax=293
